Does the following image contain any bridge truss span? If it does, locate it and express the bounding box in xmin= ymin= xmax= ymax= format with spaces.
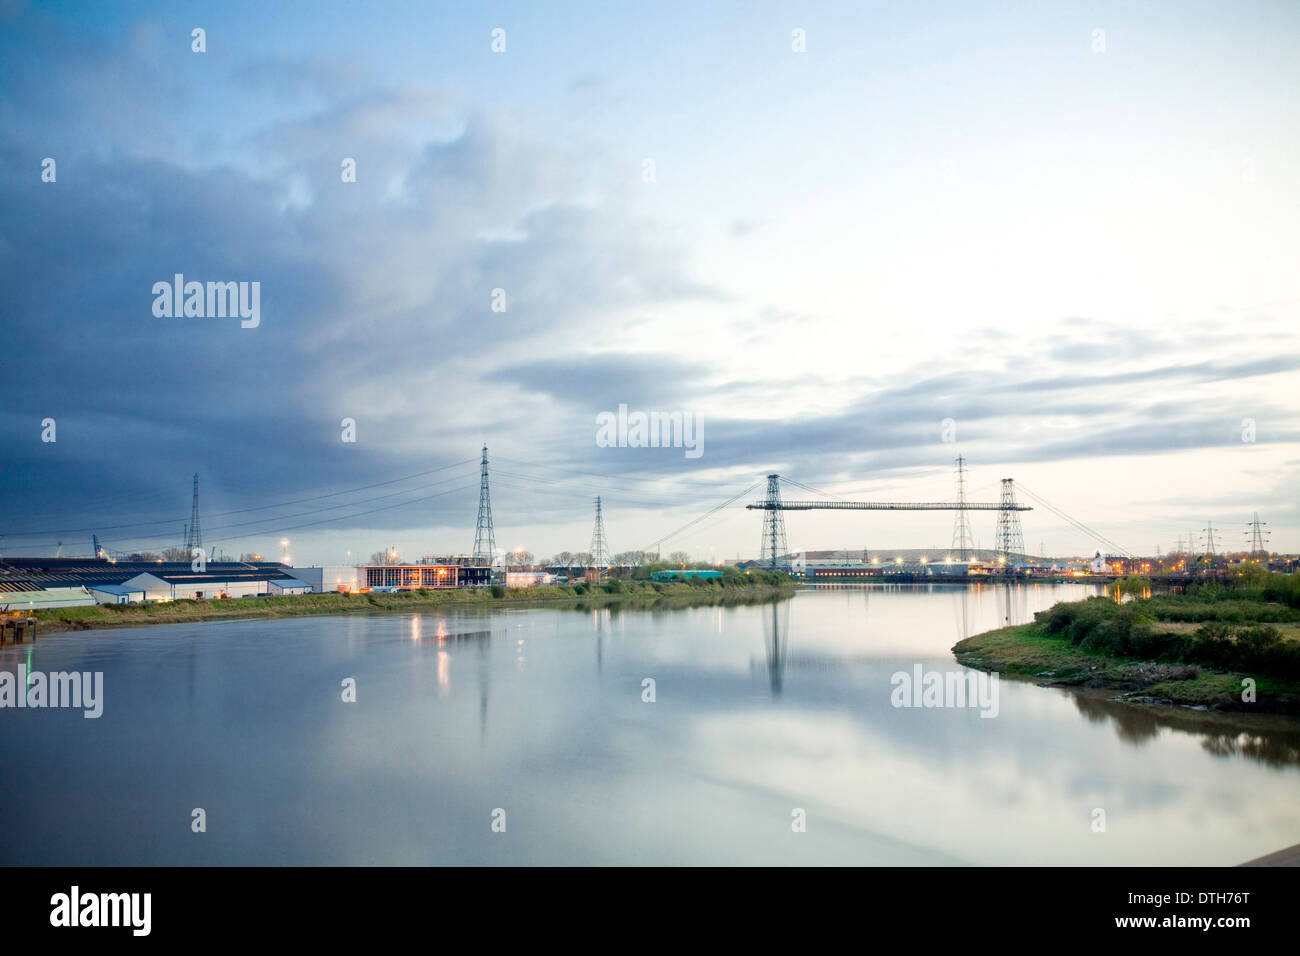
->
xmin=749 ymin=471 xmax=1032 ymax=571
xmin=745 ymin=500 xmax=1030 ymax=512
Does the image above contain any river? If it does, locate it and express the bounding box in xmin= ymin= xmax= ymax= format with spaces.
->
xmin=3 ymin=582 xmax=1297 ymax=865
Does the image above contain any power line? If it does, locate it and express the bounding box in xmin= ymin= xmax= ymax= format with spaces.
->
xmin=1015 ymin=482 xmax=1132 ymax=557
xmin=493 ymin=455 xmax=742 ymax=490
xmin=640 ymin=481 xmax=762 ymax=555
xmin=0 ymin=458 xmax=477 ymax=540
xmin=194 ymin=483 xmax=480 ymax=548
xmin=780 ymin=476 xmax=849 ymax=500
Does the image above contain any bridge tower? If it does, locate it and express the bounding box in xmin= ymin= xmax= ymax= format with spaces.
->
xmin=759 ymin=474 xmax=788 ymax=570
xmin=472 ymin=445 xmax=497 ymax=565
xmin=994 ymin=478 xmax=1024 ymax=573
xmin=950 ymin=455 xmax=974 ymax=561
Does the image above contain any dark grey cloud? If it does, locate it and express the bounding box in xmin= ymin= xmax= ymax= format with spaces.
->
xmin=0 ymin=22 xmax=725 ymax=552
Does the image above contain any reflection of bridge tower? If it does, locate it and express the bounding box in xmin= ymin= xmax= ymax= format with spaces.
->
xmin=994 ymin=478 xmax=1025 ymax=572
xmin=952 ymin=587 xmax=970 ymax=641
xmin=761 ymin=600 xmax=789 ymax=696
xmin=759 ymin=474 xmax=788 ymax=569
xmin=950 ymin=456 xmax=974 ymax=561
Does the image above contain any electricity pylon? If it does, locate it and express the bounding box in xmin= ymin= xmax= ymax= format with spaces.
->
xmin=472 ymin=445 xmax=497 ymax=565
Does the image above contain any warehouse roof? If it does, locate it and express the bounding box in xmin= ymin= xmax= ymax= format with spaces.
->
xmin=0 ymin=558 xmax=295 ymax=589
xmin=87 ymin=584 xmax=145 ymax=595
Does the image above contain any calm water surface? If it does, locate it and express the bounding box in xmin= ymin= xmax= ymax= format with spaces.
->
xmin=3 ymin=583 xmax=1298 ymax=865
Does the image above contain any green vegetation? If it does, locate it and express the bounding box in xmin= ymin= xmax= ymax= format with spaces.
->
xmin=954 ymin=572 xmax=1300 ymax=714
xmin=1035 ymin=598 xmax=1300 ymax=680
xmin=32 ymin=571 xmax=796 ymax=635
xmin=1111 ymin=574 xmax=1151 ymax=595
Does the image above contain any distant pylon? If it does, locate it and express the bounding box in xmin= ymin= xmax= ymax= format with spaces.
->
xmin=1246 ymin=513 xmax=1269 ymax=558
xmin=950 ymin=456 xmax=974 ymax=561
xmin=759 ymin=474 xmax=788 ymax=570
xmin=184 ymin=474 xmax=201 ymax=552
xmin=1202 ymin=521 xmax=1217 ymax=558
xmin=590 ymin=497 xmax=610 ymax=576
xmin=994 ymin=478 xmax=1024 ymax=573
xmin=472 ymin=445 xmax=497 ymax=565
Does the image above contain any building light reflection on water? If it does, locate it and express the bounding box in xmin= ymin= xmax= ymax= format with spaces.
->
xmin=437 ymin=650 xmax=449 ymax=690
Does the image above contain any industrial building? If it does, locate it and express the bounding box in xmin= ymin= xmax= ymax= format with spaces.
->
xmin=288 ymin=566 xmax=360 ymax=593
xmin=357 ymin=564 xmax=493 ymax=590
xmin=0 ymin=558 xmax=311 ymax=608
xmin=88 ymin=584 xmax=147 ymax=605
xmin=505 ymin=571 xmax=553 ymax=588
xmin=798 ymin=560 xmax=978 ymax=579
xmin=0 ymin=554 xmax=501 ymax=610
xmin=0 ymin=587 xmax=97 ymax=611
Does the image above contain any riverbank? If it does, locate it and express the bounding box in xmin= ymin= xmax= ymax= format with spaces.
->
xmin=27 ymin=576 xmax=797 ymax=636
xmin=953 ymin=583 xmax=1300 ymax=714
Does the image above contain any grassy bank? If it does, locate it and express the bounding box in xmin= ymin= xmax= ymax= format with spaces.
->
xmin=29 ymin=573 xmax=796 ymax=635
xmin=954 ymin=574 xmax=1300 ymax=714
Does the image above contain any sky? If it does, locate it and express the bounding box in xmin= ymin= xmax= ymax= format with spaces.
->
xmin=2 ymin=0 xmax=1298 ymax=565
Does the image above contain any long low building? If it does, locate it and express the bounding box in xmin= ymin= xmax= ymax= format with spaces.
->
xmin=0 ymin=557 xmax=498 ymax=607
xmin=0 ymin=557 xmax=311 ymax=608
xmin=0 ymin=587 xmax=97 ymax=610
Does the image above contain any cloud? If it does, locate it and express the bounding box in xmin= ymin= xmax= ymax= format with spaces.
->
xmin=0 ymin=25 xmax=725 ymax=549
xmin=491 ymin=353 xmax=713 ymax=410
xmin=1 ymin=9 xmax=1297 ymax=558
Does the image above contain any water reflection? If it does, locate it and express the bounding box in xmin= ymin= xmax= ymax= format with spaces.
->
xmin=953 ymin=588 xmax=969 ymax=641
xmin=1070 ymin=691 xmax=1300 ymax=768
xmin=761 ymin=599 xmax=789 ymax=696
xmin=4 ymin=585 xmax=1298 ymax=866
